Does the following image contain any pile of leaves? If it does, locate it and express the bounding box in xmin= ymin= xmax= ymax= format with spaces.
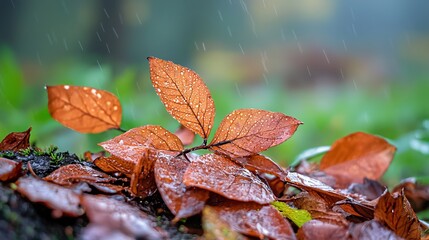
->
xmin=1 ymin=57 xmax=429 ymax=239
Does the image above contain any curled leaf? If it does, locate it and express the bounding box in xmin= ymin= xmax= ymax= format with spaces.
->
xmin=320 ymin=132 xmax=396 ymax=188
xmin=44 ymin=164 xmax=117 ymax=185
xmin=0 ymin=127 xmax=31 ymax=151
xmin=210 ymin=109 xmax=302 ymax=158
xmin=0 ymin=157 xmax=22 ymax=182
xmin=183 ymin=154 xmax=275 ymax=204
xmin=148 ymin=57 xmax=215 ymax=140
xmin=46 ymin=85 xmax=122 ymax=133
xmin=154 ymin=154 xmax=209 ymax=221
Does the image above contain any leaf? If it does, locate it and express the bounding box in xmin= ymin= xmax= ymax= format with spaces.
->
xmin=202 ymin=206 xmax=246 ymax=240
xmin=80 ymin=194 xmax=167 ymax=240
xmin=154 ymin=154 xmax=209 ymax=221
xmin=320 ymin=132 xmax=396 ymax=188
xmin=297 ymin=220 xmax=348 ymax=240
xmin=271 ymin=201 xmax=312 ymax=227
xmin=234 ymin=154 xmax=286 ymax=179
xmin=349 ymin=220 xmax=400 ymax=240
xmin=46 ymin=85 xmax=122 ymax=133
xmin=290 ymin=145 xmax=330 ymax=169
xmin=16 ymin=176 xmax=84 ymax=218
xmin=0 ymin=157 xmax=22 ymax=182
xmin=347 ymin=178 xmax=386 ymax=201
xmin=209 ymin=200 xmax=296 ymax=239
xmin=83 ymin=150 xmax=105 ymax=163
xmin=393 ymin=177 xmax=429 ymax=212
xmin=183 ymin=154 xmax=275 ymax=204
xmin=374 ymin=190 xmax=421 ymax=240
xmin=99 ymin=125 xmax=183 ymax=164
xmin=44 ymin=164 xmax=117 ymax=185
xmin=148 ymin=57 xmax=215 ymax=140
xmin=174 ymin=124 xmax=195 ymax=146
xmin=0 ymin=127 xmax=31 ymax=151
xmin=94 ymin=155 xmax=135 ymax=177
xmin=210 ymin=109 xmax=302 ymax=158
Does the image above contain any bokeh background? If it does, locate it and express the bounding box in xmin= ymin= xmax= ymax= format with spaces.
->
xmin=1 ymin=0 xmax=428 ymax=187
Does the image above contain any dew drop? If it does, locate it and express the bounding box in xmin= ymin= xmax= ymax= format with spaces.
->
xmin=64 ymin=85 xmax=70 ymax=90
xmin=91 ymin=89 xmax=97 ymax=95
xmin=107 ymin=101 xmax=111 ymax=106
xmin=119 ymin=140 xmax=124 ymax=145
xmin=113 ymin=106 xmax=118 ymax=111
xmin=96 ymin=93 xmax=102 ymax=99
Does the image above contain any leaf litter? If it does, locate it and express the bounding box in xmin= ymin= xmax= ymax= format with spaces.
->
xmin=0 ymin=57 xmax=427 ymax=239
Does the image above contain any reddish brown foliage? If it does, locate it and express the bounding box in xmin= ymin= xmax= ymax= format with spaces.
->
xmin=0 ymin=157 xmax=22 ymax=182
xmin=174 ymin=124 xmax=195 ymax=146
xmin=0 ymin=127 xmax=31 ymax=151
xmin=46 ymin=85 xmax=122 ymax=133
xmin=234 ymin=154 xmax=286 ymax=179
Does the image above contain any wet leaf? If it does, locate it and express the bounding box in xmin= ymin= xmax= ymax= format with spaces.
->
xmin=99 ymin=125 xmax=183 ymax=164
xmin=44 ymin=164 xmax=117 ymax=185
xmin=148 ymin=57 xmax=215 ymax=140
xmin=0 ymin=127 xmax=31 ymax=151
xmin=297 ymin=220 xmax=348 ymax=240
xmin=154 ymin=154 xmax=209 ymax=221
xmin=81 ymin=194 xmax=167 ymax=240
xmin=94 ymin=155 xmax=134 ymax=177
xmin=16 ymin=176 xmax=84 ymax=218
xmin=320 ymin=132 xmax=396 ymax=188
xmin=175 ymin=124 xmax=195 ymax=146
xmin=0 ymin=157 xmax=22 ymax=182
xmin=234 ymin=154 xmax=286 ymax=179
xmin=348 ymin=178 xmax=386 ymax=201
xmin=83 ymin=150 xmax=105 ymax=163
xmin=271 ymin=201 xmax=312 ymax=227
xmin=393 ymin=177 xmax=429 ymax=212
xmin=374 ymin=190 xmax=421 ymax=240
xmin=183 ymin=154 xmax=275 ymax=204
xmin=349 ymin=220 xmax=400 ymax=240
xmin=202 ymin=206 xmax=247 ymax=240
xmin=210 ymin=109 xmax=302 ymax=158
xmin=46 ymin=85 xmax=122 ymax=133
xmin=210 ymin=200 xmax=296 ymax=239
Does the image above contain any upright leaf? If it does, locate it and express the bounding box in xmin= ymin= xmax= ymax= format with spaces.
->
xmin=320 ymin=132 xmax=396 ymax=188
xmin=0 ymin=127 xmax=31 ymax=151
xmin=148 ymin=57 xmax=215 ymax=140
xmin=46 ymin=85 xmax=122 ymax=133
xmin=210 ymin=109 xmax=302 ymax=158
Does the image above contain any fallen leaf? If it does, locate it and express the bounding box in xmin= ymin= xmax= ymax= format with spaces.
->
xmin=46 ymin=85 xmax=122 ymax=133
xmin=44 ymin=164 xmax=117 ymax=185
xmin=320 ymin=132 xmax=396 ymax=188
xmin=271 ymin=201 xmax=312 ymax=227
xmin=99 ymin=125 xmax=183 ymax=164
xmin=83 ymin=151 xmax=105 ymax=162
xmin=234 ymin=154 xmax=286 ymax=179
xmin=210 ymin=200 xmax=296 ymax=240
xmin=202 ymin=206 xmax=247 ymax=240
xmin=210 ymin=109 xmax=302 ymax=158
xmin=348 ymin=178 xmax=386 ymax=201
xmin=183 ymin=154 xmax=275 ymax=204
xmin=0 ymin=127 xmax=31 ymax=151
xmin=154 ymin=154 xmax=209 ymax=221
xmin=174 ymin=125 xmax=195 ymax=146
xmin=80 ymin=225 xmax=134 ymax=240
xmin=374 ymin=190 xmax=421 ymax=240
xmin=148 ymin=57 xmax=215 ymax=140
xmin=81 ymin=194 xmax=167 ymax=240
xmin=0 ymin=157 xmax=22 ymax=182
xmin=94 ymin=155 xmax=134 ymax=177
xmin=349 ymin=220 xmax=400 ymax=240
xmin=393 ymin=177 xmax=429 ymax=212
xmin=16 ymin=176 xmax=84 ymax=218
xmin=297 ymin=220 xmax=348 ymax=240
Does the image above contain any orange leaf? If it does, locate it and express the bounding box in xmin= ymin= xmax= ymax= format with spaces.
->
xmin=154 ymin=155 xmax=209 ymax=221
xmin=210 ymin=200 xmax=296 ymax=239
xmin=44 ymin=164 xmax=117 ymax=185
xmin=320 ymin=132 xmax=396 ymax=188
xmin=46 ymin=85 xmax=122 ymax=133
xmin=0 ymin=127 xmax=31 ymax=151
xmin=148 ymin=57 xmax=215 ymax=140
xmin=94 ymin=155 xmax=134 ymax=177
xmin=374 ymin=190 xmax=421 ymax=240
xmin=99 ymin=125 xmax=183 ymax=164
xmin=174 ymin=124 xmax=195 ymax=146
xmin=210 ymin=109 xmax=302 ymax=158
xmin=234 ymin=154 xmax=286 ymax=179
xmin=183 ymin=154 xmax=275 ymax=204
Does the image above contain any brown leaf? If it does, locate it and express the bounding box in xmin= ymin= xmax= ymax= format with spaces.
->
xmin=175 ymin=124 xmax=195 ymax=146
xmin=320 ymin=132 xmax=396 ymax=188
xmin=297 ymin=220 xmax=348 ymax=240
xmin=210 ymin=109 xmax=302 ymax=158
xmin=210 ymin=200 xmax=296 ymax=240
xmin=0 ymin=127 xmax=31 ymax=151
xmin=183 ymin=154 xmax=275 ymax=204
xmin=393 ymin=177 xmax=429 ymax=212
xmin=99 ymin=125 xmax=183 ymax=164
xmin=202 ymin=206 xmax=247 ymax=240
xmin=16 ymin=176 xmax=84 ymax=218
xmin=154 ymin=154 xmax=209 ymax=221
xmin=349 ymin=220 xmax=400 ymax=240
xmin=148 ymin=57 xmax=215 ymax=140
xmin=81 ymin=194 xmax=167 ymax=240
xmin=46 ymin=85 xmax=122 ymax=133
xmin=347 ymin=178 xmax=386 ymax=201
xmin=234 ymin=154 xmax=286 ymax=179
xmin=94 ymin=155 xmax=134 ymax=177
xmin=374 ymin=190 xmax=421 ymax=240
xmin=83 ymin=150 xmax=105 ymax=163
xmin=44 ymin=164 xmax=117 ymax=185
xmin=0 ymin=157 xmax=22 ymax=182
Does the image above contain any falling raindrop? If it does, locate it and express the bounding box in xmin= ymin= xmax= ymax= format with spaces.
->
xmin=47 ymin=34 xmax=53 ymax=45
xmin=36 ymin=52 xmax=42 ymax=65
xmin=106 ymin=43 xmax=111 ymax=54
xmin=100 ymin=22 xmax=105 ymax=32
xmin=322 ymin=49 xmax=330 ymax=64
xmin=78 ymin=41 xmax=84 ymax=51
xmin=351 ymin=24 xmax=357 ymax=36
xmin=227 ymin=26 xmax=232 ymax=37
xmin=273 ymin=4 xmax=278 ymax=17
xmin=112 ymin=27 xmax=119 ymax=39
xmin=238 ymin=43 xmax=245 ymax=55
xmin=96 ymin=32 xmax=102 ymax=42
xmin=218 ymin=10 xmax=223 ymax=22
xmin=306 ymin=65 xmax=312 ymax=78
xmin=103 ymin=8 xmax=110 ymax=18
xmin=202 ymin=42 xmax=206 ymax=51
xmin=342 ymin=39 xmax=348 ymax=52
xmin=118 ymin=14 xmax=123 ymax=25
xmin=136 ymin=13 xmax=142 ymax=24
xmin=97 ymin=59 xmax=103 ymax=72
xmin=63 ymin=38 xmax=69 ymax=51
xmin=10 ymin=0 xmax=15 ymax=8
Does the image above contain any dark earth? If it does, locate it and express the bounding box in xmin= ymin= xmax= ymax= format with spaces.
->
xmin=0 ymin=149 xmax=200 ymax=239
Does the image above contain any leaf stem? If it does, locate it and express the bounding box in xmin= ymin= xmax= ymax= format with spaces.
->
xmin=116 ymin=127 xmax=128 ymax=133
xmin=178 ymin=140 xmax=232 ymax=159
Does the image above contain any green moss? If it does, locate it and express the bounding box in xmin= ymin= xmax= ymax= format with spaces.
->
xmin=271 ymin=201 xmax=311 ymax=227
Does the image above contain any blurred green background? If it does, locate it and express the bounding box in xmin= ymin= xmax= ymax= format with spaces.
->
xmin=0 ymin=0 xmax=428 ymax=186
